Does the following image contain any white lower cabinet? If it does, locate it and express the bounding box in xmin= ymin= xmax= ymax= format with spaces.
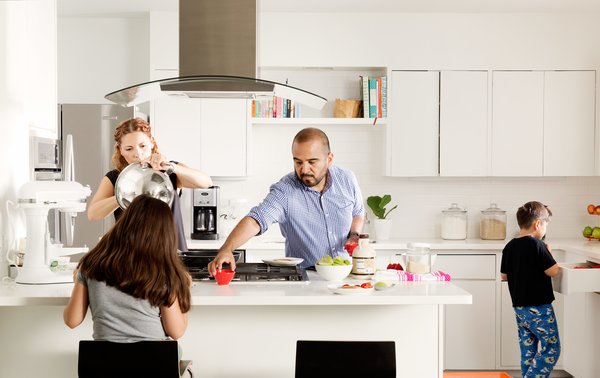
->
xmin=500 ymin=282 xmax=520 ymax=368
xmin=436 ymin=254 xmax=496 ymax=369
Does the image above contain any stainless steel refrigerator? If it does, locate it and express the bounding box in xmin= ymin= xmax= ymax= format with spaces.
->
xmin=58 ymin=104 xmax=135 ymax=249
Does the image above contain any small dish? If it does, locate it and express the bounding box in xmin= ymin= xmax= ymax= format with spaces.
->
xmin=328 ymin=283 xmax=374 ymax=296
xmin=262 ymin=257 xmax=304 ymax=267
xmin=374 ymin=281 xmax=396 ymax=291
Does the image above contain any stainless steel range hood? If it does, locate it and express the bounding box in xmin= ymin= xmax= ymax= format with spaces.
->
xmin=105 ymin=0 xmax=327 ymax=110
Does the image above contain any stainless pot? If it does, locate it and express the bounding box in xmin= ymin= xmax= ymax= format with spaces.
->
xmin=114 ymin=162 xmax=175 ymax=210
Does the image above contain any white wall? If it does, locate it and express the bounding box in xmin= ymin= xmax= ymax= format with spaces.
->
xmin=1 ymin=1 xmax=57 ymax=278
xmin=58 ymin=16 xmax=149 ymax=104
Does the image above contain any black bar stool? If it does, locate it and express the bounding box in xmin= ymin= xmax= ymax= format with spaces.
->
xmin=78 ymin=340 xmax=193 ymax=378
xmin=295 ymin=340 xmax=396 ymax=378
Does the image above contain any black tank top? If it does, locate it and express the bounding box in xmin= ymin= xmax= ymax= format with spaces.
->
xmin=106 ymin=165 xmax=188 ymax=252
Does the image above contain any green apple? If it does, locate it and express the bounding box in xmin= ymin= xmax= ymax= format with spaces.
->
xmin=583 ymin=226 xmax=593 ymax=237
xmin=317 ymin=255 xmax=333 ymax=266
xmin=592 ymin=227 xmax=600 ymax=239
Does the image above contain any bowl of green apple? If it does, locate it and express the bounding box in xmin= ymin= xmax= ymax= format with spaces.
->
xmin=315 ymin=255 xmax=352 ymax=281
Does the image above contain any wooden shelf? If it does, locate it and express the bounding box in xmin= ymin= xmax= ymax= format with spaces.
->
xmin=251 ymin=118 xmax=387 ymax=125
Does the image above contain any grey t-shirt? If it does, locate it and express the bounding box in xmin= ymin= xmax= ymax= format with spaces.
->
xmin=78 ymin=272 xmax=167 ymax=342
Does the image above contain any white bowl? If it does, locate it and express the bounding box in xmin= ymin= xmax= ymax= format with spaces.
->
xmin=315 ymin=263 xmax=352 ymax=281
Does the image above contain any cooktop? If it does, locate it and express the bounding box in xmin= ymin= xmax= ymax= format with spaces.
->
xmin=188 ymin=262 xmax=308 ymax=282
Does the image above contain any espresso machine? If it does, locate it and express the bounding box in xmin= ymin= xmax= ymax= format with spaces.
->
xmin=191 ymin=186 xmax=219 ymax=240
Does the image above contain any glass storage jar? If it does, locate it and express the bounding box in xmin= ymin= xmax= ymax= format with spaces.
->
xmin=441 ymin=203 xmax=467 ymax=240
xmin=480 ymin=203 xmax=507 ymax=240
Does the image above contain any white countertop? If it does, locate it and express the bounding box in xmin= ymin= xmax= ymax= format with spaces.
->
xmin=4 ymin=238 xmax=597 ymax=307
xmin=0 ymin=271 xmax=471 ymax=307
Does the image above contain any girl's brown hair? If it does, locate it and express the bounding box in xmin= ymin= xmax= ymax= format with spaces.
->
xmin=79 ymin=195 xmax=191 ymax=312
xmin=112 ymin=118 xmax=159 ymax=171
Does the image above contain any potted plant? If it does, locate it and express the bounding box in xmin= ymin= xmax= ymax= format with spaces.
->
xmin=366 ymin=195 xmax=398 ymax=241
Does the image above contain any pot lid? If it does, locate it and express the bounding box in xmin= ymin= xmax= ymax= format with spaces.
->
xmin=482 ymin=203 xmax=506 ymax=214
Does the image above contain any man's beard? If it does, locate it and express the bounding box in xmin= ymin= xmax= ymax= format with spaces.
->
xmin=299 ymin=173 xmax=325 ymax=187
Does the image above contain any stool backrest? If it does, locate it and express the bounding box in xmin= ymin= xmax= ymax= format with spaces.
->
xmin=78 ymin=340 xmax=180 ymax=378
xmin=295 ymin=340 xmax=396 ymax=378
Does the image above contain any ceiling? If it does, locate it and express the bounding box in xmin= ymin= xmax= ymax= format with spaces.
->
xmin=57 ymin=0 xmax=600 ymax=16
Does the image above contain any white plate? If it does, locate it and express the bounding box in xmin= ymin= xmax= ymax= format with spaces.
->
xmin=328 ymin=283 xmax=375 ymax=295
xmin=262 ymin=257 xmax=304 ymax=267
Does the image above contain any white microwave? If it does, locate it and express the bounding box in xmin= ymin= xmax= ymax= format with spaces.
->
xmin=30 ymin=136 xmax=61 ymax=180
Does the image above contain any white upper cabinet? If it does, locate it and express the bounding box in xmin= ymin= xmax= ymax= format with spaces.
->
xmin=198 ymin=99 xmax=249 ymax=177
xmin=389 ymin=71 xmax=439 ymax=176
xmin=492 ymin=70 xmax=595 ymax=177
xmin=151 ymin=98 xmax=249 ymax=178
xmin=152 ymin=97 xmax=202 ymax=170
xmin=543 ymin=71 xmax=595 ymax=176
xmin=491 ymin=71 xmax=544 ymax=176
xmin=440 ymin=71 xmax=488 ymax=177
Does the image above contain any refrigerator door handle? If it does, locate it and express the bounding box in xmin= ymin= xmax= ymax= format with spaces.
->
xmin=63 ymin=134 xmax=76 ymax=246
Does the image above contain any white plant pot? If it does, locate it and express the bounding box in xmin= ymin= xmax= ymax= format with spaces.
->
xmin=373 ymin=219 xmax=393 ymax=241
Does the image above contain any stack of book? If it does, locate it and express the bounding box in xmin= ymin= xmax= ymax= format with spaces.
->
xmin=252 ymin=97 xmax=300 ymax=118
xmin=360 ymin=76 xmax=387 ymax=119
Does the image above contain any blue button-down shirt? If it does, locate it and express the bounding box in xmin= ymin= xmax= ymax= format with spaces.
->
xmin=248 ymin=165 xmax=364 ymax=268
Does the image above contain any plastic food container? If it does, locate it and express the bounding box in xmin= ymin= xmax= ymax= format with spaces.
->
xmin=480 ymin=203 xmax=507 ymax=240
xmin=441 ymin=203 xmax=467 ymax=240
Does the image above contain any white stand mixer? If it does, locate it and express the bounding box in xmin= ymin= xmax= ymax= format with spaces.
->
xmin=15 ymin=181 xmax=91 ymax=284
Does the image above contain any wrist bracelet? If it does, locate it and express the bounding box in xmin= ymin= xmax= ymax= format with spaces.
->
xmin=165 ymin=162 xmax=176 ymax=175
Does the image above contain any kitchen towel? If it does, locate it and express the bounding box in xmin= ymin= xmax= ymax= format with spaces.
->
xmin=396 ymin=270 xmax=451 ymax=282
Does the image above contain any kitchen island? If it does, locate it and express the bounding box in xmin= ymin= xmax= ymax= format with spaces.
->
xmin=0 ymin=272 xmax=471 ymax=378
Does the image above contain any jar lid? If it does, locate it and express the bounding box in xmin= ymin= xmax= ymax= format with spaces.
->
xmin=442 ymin=203 xmax=466 ymax=214
xmin=407 ymin=242 xmax=431 ymax=252
xmin=481 ymin=203 xmax=506 ymax=214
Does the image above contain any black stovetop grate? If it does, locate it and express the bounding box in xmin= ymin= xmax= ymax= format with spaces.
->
xmin=188 ymin=262 xmax=307 ymax=282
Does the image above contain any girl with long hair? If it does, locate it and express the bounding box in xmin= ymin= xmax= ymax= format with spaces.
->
xmin=64 ymin=195 xmax=192 ymax=341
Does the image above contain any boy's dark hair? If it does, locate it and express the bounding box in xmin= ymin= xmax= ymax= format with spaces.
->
xmin=79 ymin=195 xmax=191 ymax=312
xmin=516 ymin=201 xmax=552 ymax=230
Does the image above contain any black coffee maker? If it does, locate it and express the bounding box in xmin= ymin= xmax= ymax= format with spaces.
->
xmin=191 ymin=186 xmax=219 ymax=240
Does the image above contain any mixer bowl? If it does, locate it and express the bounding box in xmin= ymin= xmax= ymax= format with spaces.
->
xmin=114 ymin=163 xmax=174 ymax=210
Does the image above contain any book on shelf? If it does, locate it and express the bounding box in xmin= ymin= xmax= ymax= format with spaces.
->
xmin=360 ymin=75 xmax=369 ymax=118
xmin=381 ymin=76 xmax=387 ymax=118
xmin=377 ymin=77 xmax=382 ymax=118
xmin=252 ymin=97 xmax=299 ymax=118
xmin=368 ymin=78 xmax=378 ymax=118
xmin=360 ymin=75 xmax=387 ymax=119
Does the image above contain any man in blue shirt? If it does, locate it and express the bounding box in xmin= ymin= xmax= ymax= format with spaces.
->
xmin=208 ymin=127 xmax=365 ymax=273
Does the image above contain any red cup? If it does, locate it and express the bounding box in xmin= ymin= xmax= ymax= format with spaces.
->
xmin=214 ymin=269 xmax=236 ymax=285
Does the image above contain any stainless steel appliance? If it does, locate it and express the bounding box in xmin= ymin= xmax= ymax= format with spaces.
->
xmin=191 ymin=186 xmax=219 ymax=240
xmin=188 ymin=262 xmax=308 ymax=282
xmin=30 ymin=136 xmax=61 ymax=181
xmin=29 ymin=136 xmax=63 ymax=243
xmin=58 ymin=104 xmax=136 ymax=248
